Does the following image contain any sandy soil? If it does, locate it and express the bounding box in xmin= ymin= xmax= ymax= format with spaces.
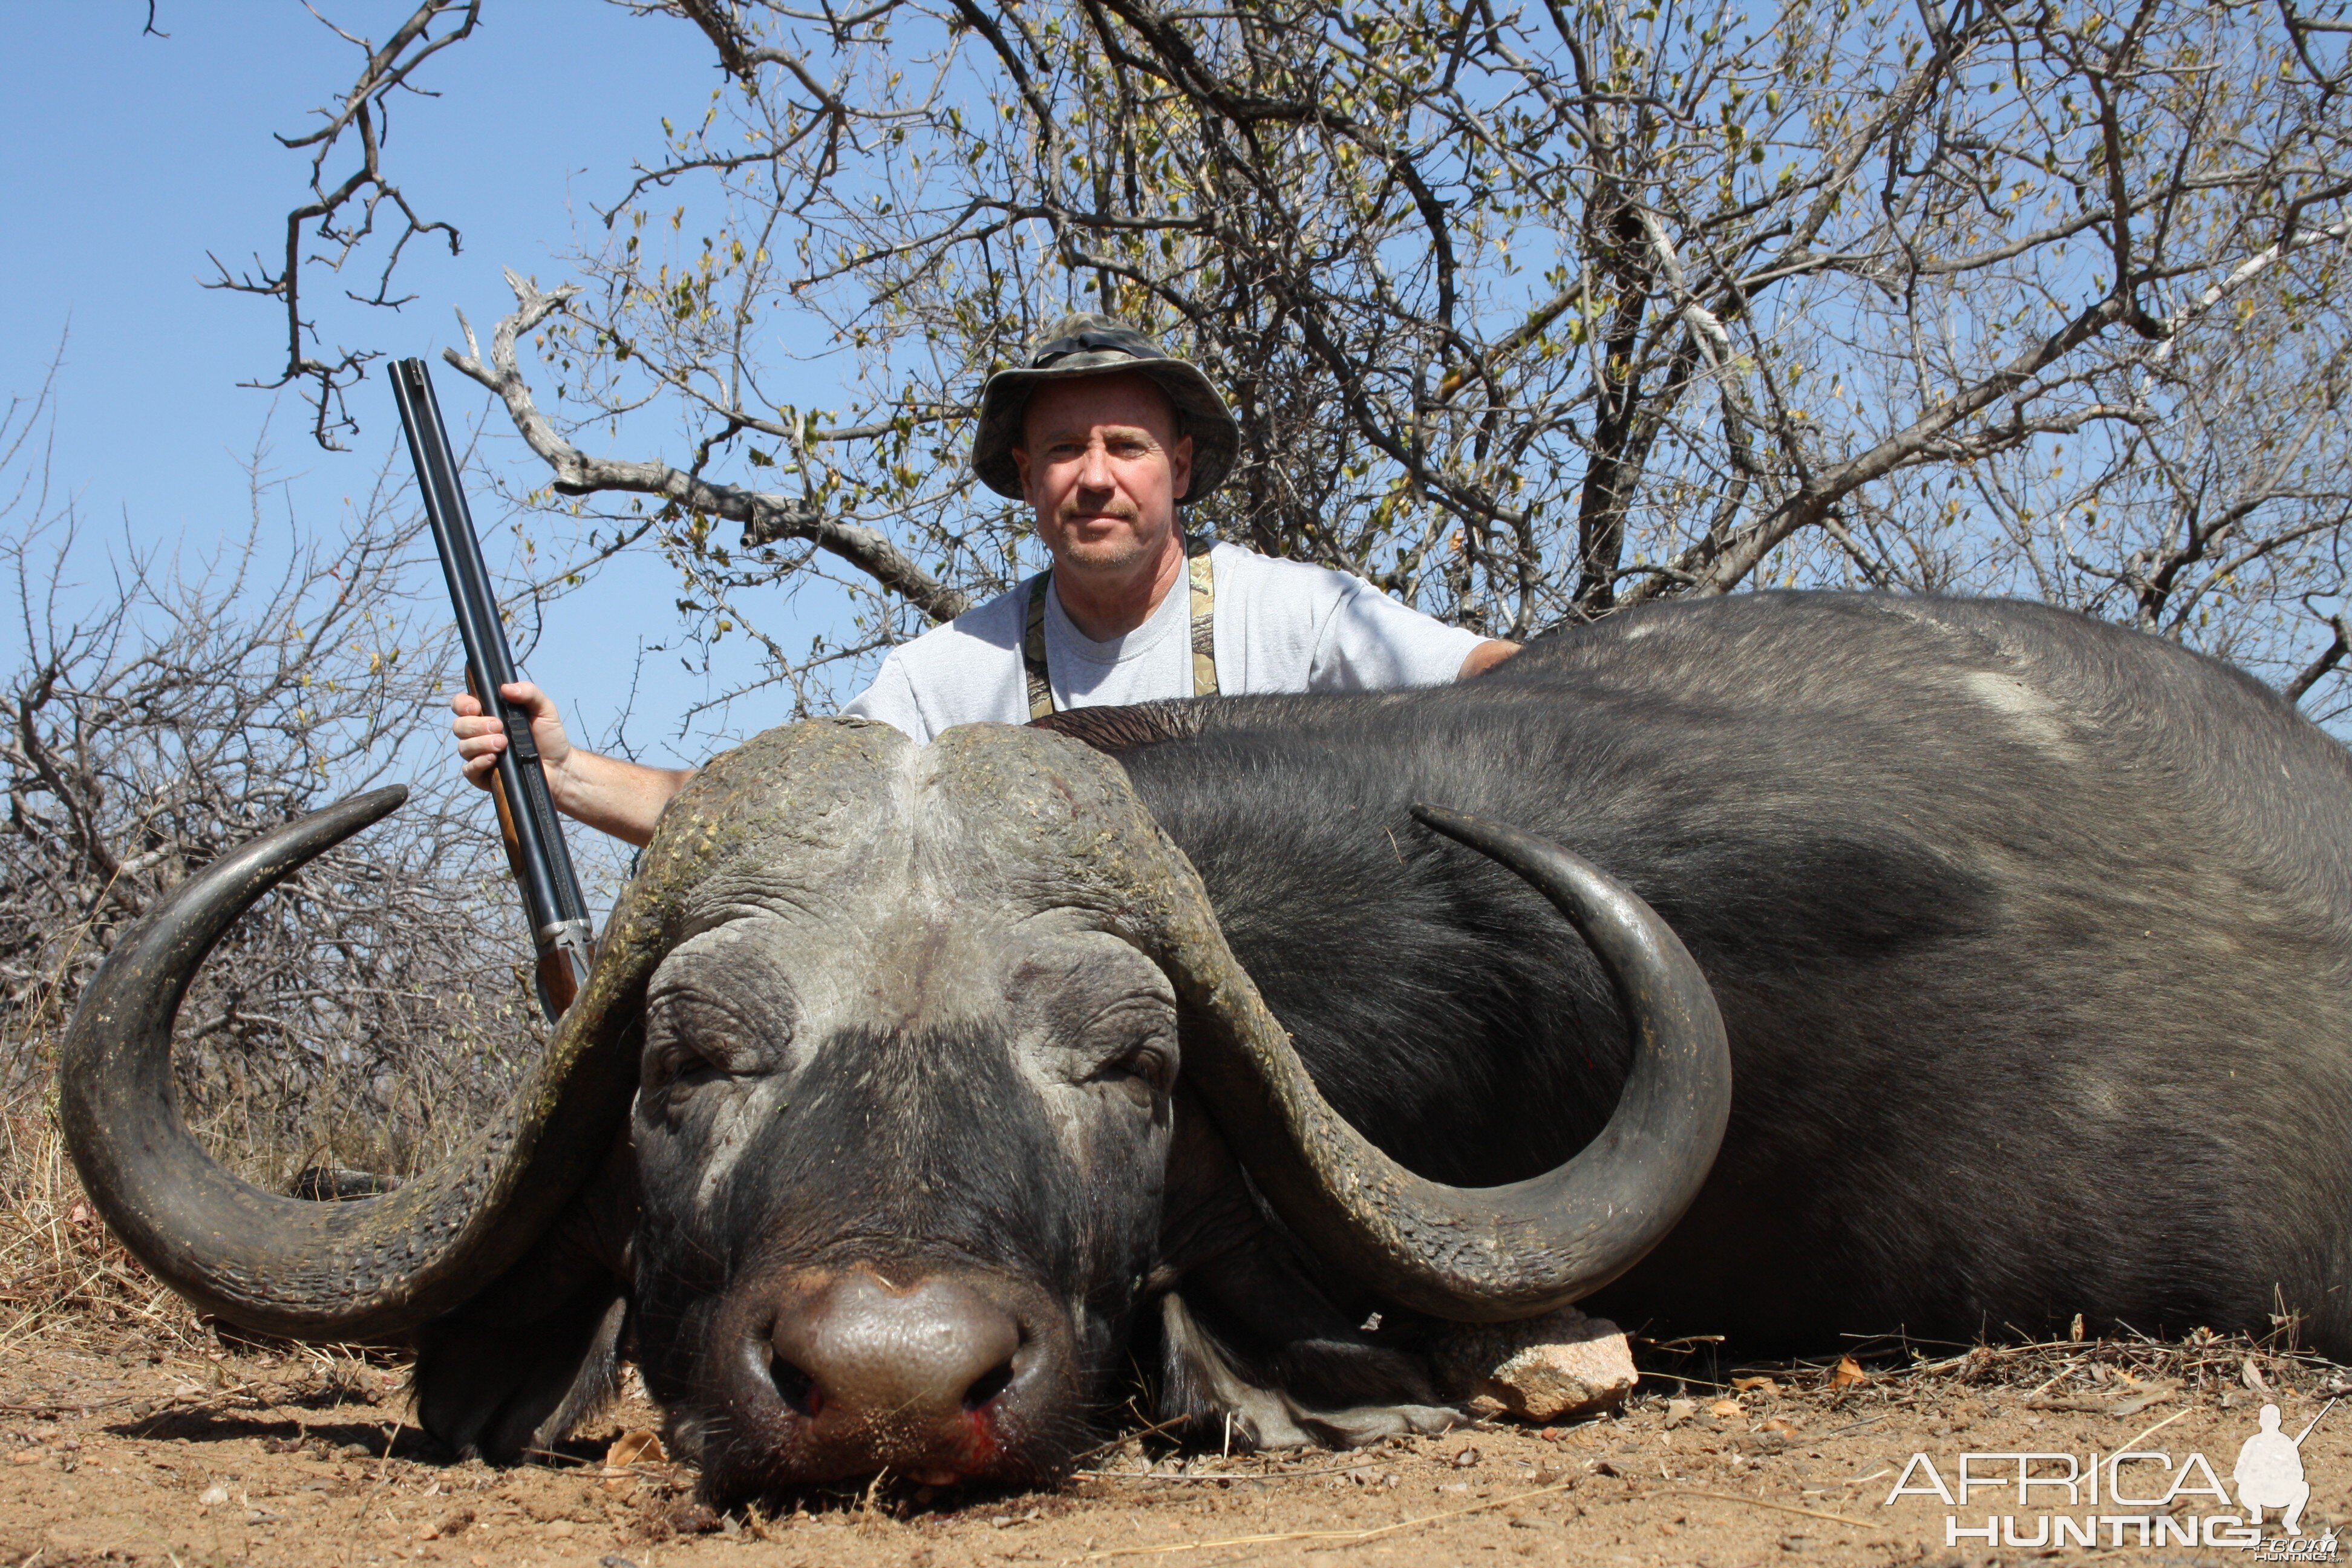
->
xmin=5 ymin=1332 xmax=2347 ymax=1568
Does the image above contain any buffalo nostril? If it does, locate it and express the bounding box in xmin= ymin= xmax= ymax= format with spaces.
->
xmin=769 ymin=1353 xmax=822 ymax=1418
xmin=961 ymin=1357 xmax=1015 ymax=1412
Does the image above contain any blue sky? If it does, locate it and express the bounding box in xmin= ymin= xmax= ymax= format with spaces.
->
xmin=0 ymin=3 xmax=817 ymax=768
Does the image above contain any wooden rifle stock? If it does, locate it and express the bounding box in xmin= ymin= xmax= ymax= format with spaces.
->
xmin=392 ymin=359 xmax=595 ymax=1024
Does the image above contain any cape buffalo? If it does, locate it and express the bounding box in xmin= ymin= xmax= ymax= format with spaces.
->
xmin=60 ymin=591 xmax=2352 ymax=1501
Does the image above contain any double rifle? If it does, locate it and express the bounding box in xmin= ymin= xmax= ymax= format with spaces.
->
xmin=391 ymin=359 xmax=595 ymax=1023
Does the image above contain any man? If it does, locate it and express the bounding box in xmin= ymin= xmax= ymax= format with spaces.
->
xmin=453 ymin=315 xmax=1517 ymax=843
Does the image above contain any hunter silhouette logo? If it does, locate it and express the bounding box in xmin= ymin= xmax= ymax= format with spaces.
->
xmin=2237 ymin=1402 xmax=2319 ymax=1535
xmin=1886 ymin=1397 xmax=2339 ymax=1553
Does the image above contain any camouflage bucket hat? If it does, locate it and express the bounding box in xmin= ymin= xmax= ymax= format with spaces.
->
xmin=971 ymin=313 xmax=1241 ymax=505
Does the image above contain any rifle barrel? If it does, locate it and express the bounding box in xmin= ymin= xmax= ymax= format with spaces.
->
xmin=391 ymin=359 xmax=593 ymax=1021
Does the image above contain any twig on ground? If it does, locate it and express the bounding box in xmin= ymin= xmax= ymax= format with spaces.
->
xmin=1665 ymin=1488 xmax=1876 ymax=1529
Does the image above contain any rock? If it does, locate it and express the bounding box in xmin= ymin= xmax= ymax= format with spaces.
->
xmin=421 ymin=1507 xmax=475 ymax=1540
xmin=1430 ymin=1307 xmax=1638 ymax=1422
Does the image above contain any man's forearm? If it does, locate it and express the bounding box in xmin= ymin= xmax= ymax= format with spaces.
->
xmin=553 ymin=750 xmax=697 ymax=848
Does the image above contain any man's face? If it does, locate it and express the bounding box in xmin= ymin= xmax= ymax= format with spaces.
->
xmin=1012 ymin=373 xmax=1194 ymax=580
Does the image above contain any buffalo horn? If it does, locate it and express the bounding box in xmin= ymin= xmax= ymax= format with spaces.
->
xmin=59 ymin=787 xmax=647 ymax=1342
xmin=1161 ymin=804 xmax=1731 ymax=1321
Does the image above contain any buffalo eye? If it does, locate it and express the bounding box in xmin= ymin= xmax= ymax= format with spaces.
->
xmin=1094 ymin=1040 xmax=1174 ymax=1111
xmin=641 ymin=1033 xmax=735 ymax=1130
xmin=641 ymin=1036 xmax=726 ymax=1096
xmin=1080 ymin=1002 xmax=1176 ymax=1110
xmin=639 ymin=981 xmax=792 ymax=1120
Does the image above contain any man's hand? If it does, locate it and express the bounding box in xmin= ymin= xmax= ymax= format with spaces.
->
xmin=452 ymin=681 xmax=574 ymax=799
xmin=449 ymin=681 xmax=696 ymax=848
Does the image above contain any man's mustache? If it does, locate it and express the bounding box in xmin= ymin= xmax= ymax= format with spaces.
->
xmin=1057 ymin=499 xmax=1141 ymax=526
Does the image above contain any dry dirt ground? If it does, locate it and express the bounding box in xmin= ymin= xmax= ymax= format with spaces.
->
xmin=6 ymin=1329 xmax=2350 ymax=1568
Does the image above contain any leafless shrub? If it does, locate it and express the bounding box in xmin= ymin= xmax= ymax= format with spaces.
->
xmin=0 ymin=366 xmax=550 ymax=1189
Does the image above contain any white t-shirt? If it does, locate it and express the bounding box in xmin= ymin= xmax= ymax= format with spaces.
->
xmin=840 ymin=543 xmax=1485 ymax=744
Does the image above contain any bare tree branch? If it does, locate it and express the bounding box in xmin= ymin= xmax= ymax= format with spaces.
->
xmin=207 ymin=1 xmax=480 ymax=449
xmin=444 ymin=270 xmax=969 ymax=622
xmin=2287 ymin=612 xmax=2352 ymax=703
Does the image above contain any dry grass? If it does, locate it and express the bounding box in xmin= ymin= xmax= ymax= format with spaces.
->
xmin=0 ymin=957 xmax=532 ymax=1361
xmin=1635 ymin=1318 xmax=2352 ymax=1428
xmin=0 ymin=1089 xmax=214 ymax=1362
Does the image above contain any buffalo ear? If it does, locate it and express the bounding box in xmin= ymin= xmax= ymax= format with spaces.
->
xmin=414 ymin=1278 xmax=627 ymax=1463
xmin=1151 ymin=1091 xmax=1461 ymax=1450
xmin=1154 ymin=1292 xmax=1462 ymax=1451
xmin=413 ymin=1136 xmax=639 ymax=1463
xmin=1031 ymin=700 xmax=1210 ymax=754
